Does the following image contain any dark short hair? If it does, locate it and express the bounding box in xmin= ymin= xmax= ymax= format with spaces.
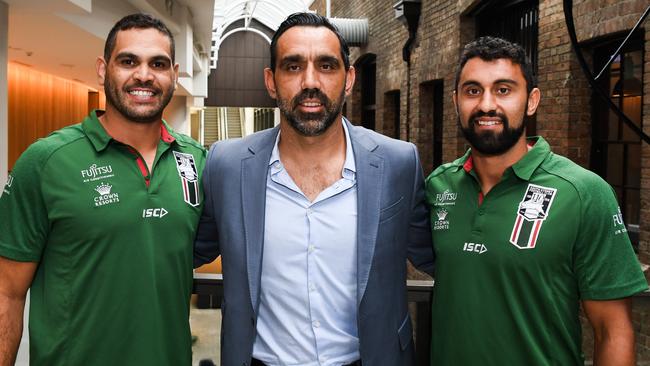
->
xmin=455 ymin=36 xmax=536 ymax=93
xmin=270 ymin=12 xmax=350 ymax=71
xmin=104 ymin=13 xmax=175 ymax=63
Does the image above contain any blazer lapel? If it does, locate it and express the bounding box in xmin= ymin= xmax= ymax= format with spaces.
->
xmin=242 ymin=127 xmax=279 ymax=310
xmin=348 ymin=120 xmax=383 ymax=305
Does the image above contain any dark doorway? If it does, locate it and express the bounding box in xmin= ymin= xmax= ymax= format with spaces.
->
xmin=357 ymin=54 xmax=377 ymax=130
xmin=206 ymin=31 xmax=274 ymax=107
xmin=473 ymin=0 xmax=539 ymax=136
xmin=591 ymin=33 xmax=643 ymax=250
xmin=419 ymin=80 xmax=444 ymax=172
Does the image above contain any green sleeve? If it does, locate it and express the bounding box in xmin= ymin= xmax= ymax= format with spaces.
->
xmin=573 ymin=177 xmax=648 ymax=300
xmin=0 ymin=141 xmax=51 ymax=262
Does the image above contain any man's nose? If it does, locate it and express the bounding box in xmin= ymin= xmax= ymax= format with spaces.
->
xmin=301 ymin=64 xmax=321 ymax=90
xmin=133 ymin=64 xmax=154 ymax=83
xmin=477 ymin=90 xmax=498 ymax=113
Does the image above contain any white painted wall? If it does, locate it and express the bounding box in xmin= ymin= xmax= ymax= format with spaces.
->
xmin=163 ymin=95 xmax=189 ymax=134
xmin=0 ymin=1 xmax=7 ymax=187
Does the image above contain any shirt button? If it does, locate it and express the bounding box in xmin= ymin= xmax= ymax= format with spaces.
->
xmin=313 ymin=320 xmax=320 ymax=328
xmin=320 ymin=356 xmax=329 ymax=362
xmin=307 ymin=208 xmax=313 ymax=215
xmin=308 ymin=245 xmax=315 ymax=253
xmin=478 ymin=209 xmax=485 ymax=215
xmin=309 ymin=283 xmax=316 ymax=292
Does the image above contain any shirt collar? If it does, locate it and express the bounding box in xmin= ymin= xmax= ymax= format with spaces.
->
xmin=82 ymin=109 xmax=179 ymax=152
xmin=268 ymin=119 xmax=357 ymax=179
xmin=459 ymin=136 xmax=551 ymax=181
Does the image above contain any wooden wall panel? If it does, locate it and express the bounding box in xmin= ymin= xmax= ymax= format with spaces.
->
xmin=8 ymin=62 xmax=100 ymax=170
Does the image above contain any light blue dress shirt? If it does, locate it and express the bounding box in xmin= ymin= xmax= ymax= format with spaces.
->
xmin=252 ymin=121 xmax=359 ymax=366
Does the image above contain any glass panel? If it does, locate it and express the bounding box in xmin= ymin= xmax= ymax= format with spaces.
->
xmin=607 ymin=109 xmax=618 ymax=140
xmin=626 ymin=143 xmax=641 ymax=189
xmin=606 ymin=144 xmax=624 ymax=186
xmin=625 ymin=188 xmax=640 ymax=226
xmin=621 ymin=96 xmax=642 ymax=141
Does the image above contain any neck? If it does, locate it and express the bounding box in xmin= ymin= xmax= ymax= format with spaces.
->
xmin=98 ymin=105 xmax=161 ymax=153
xmin=472 ymin=137 xmax=529 ymax=195
xmin=278 ymin=117 xmax=346 ymax=165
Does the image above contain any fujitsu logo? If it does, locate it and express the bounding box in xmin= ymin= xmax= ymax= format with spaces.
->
xmin=81 ymin=164 xmax=112 ymax=179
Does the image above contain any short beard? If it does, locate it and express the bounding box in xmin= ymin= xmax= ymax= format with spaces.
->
xmin=277 ymin=86 xmax=345 ymax=137
xmin=104 ymin=78 xmax=173 ymax=124
xmin=459 ymin=110 xmax=526 ymax=156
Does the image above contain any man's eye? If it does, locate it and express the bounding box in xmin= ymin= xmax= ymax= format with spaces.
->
xmin=287 ymin=64 xmax=300 ymax=71
xmin=152 ymin=61 xmax=167 ymax=69
xmin=466 ymin=88 xmax=481 ymax=96
xmin=321 ymin=64 xmax=333 ymax=70
xmin=121 ymin=59 xmax=135 ymax=66
xmin=497 ymin=87 xmax=510 ymax=94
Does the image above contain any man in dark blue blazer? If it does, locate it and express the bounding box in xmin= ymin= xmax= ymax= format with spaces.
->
xmin=195 ymin=12 xmax=434 ymax=366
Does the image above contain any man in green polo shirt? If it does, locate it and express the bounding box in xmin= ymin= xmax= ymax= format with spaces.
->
xmin=426 ymin=36 xmax=648 ymax=365
xmin=0 ymin=14 xmax=205 ymax=365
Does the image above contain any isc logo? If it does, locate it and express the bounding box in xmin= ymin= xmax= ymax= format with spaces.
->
xmin=463 ymin=242 xmax=487 ymax=254
xmin=142 ymin=208 xmax=168 ymax=218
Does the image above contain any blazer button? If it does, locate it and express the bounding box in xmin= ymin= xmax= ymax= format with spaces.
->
xmin=251 ymin=317 xmax=255 ymax=326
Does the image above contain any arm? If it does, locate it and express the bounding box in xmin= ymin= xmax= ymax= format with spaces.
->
xmin=406 ymin=143 xmax=434 ymax=275
xmin=0 ymin=256 xmax=37 ymax=366
xmin=582 ymin=298 xmax=636 ymax=366
xmin=194 ymin=144 xmax=221 ymax=268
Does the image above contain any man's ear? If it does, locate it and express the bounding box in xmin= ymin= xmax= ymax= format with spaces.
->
xmin=96 ymin=57 xmax=107 ymax=86
xmin=344 ymin=66 xmax=356 ymax=96
xmin=526 ymin=87 xmax=541 ymax=116
xmin=173 ymin=63 xmax=179 ymax=90
xmin=452 ymin=90 xmax=459 ymax=117
xmin=264 ymin=67 xmax=277 ymax=99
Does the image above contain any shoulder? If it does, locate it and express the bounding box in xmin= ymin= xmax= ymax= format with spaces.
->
xmin=208 ymin=127 xmax=278 ymax=161
xmin=347 ymin=122 xmax=416 ymax=157
xmin=19 ymin=124 xmax=86 ymax=166
xmin=426 ymin=155 xmax=466 ymax=184
xmin=539 ymin=153 xmax=612 ymax=197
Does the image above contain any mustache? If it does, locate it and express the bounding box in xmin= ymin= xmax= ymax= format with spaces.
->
xmin=125 ymin=81 xmax=160 ymax=94
xmin=469 ymin=110 xmax=508 ymax=124
xmin=292 ymin=88 xmax=329 ymax=108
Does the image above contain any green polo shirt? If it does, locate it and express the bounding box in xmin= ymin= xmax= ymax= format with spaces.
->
xmin=0 ymin=110 xmax=206 ymax=365
xmin=425 ymin=137 xmax=647 ymax=365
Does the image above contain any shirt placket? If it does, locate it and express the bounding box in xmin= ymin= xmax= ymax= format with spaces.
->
xmin=305 ymin=204 xmax=326 ymax=364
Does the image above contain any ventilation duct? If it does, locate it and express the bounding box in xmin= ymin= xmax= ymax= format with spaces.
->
xmin=329 ymin=18 xmax=368 ymax=47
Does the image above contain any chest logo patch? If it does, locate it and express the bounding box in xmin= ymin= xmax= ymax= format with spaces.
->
xmin=94 ymin=182 xmax=120 ymax=207
xmin=81 ymin=163 xmax=114 ymax=183
xmin=433 ymin=208 xmax=450 ymax=230
xmin=435 ymin=189 xmax=457 ymax=206
xmin=509 ymin=183 xmax=557 ymax=249
xmin=173 ymin=151 xmax=200 ymax=207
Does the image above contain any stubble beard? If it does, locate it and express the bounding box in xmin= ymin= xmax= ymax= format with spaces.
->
xmin=276 ymin=85 xmax=346 ymax=137
xmin=104 ymin=77 xmax=173 ymax=124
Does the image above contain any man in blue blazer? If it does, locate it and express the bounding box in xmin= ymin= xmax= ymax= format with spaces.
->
xmin=194 ymin=12 xmax=434 ymax=366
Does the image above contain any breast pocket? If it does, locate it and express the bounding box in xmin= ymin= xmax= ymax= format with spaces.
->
xmin=379 ymin=196 xmax=404 ymax=223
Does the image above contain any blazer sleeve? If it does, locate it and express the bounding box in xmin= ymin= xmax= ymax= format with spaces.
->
xmin=407 ymin=143 xmax=435 ymax=275
xmin=194 ymin=143 xmax=221 ymax=268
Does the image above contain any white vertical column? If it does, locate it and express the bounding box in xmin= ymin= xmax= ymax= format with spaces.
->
xmin=0 ymin=1 xmax=8 ymax=187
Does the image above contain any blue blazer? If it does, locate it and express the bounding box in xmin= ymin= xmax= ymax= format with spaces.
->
xmin=195 ymin=120 xmax=434 ymax=366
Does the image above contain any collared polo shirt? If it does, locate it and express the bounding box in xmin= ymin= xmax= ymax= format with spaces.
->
xmin=425 ymin=137 xmax=648 ymax=365
xmin=253 ymin=121 xmax=360 ymax=366
xmin=0 ymin=110 xmax=206 ymax=366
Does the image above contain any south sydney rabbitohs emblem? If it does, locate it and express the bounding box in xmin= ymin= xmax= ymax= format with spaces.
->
xmin=173 ymin=151 xmax=200 ymax=207
xmin=509 ymin=184 xmax=557 ymax=249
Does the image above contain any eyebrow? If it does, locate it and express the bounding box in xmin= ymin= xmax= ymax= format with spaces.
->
xmin=114 ymin=52 xmax=172 ymax=64
xmin=317 ymin=55 xmax=341 ymax=66
xmin=279 ymin=55 xmax=305 ymax=66
xmin=460 ymin=78 xmax=519 ymax=88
